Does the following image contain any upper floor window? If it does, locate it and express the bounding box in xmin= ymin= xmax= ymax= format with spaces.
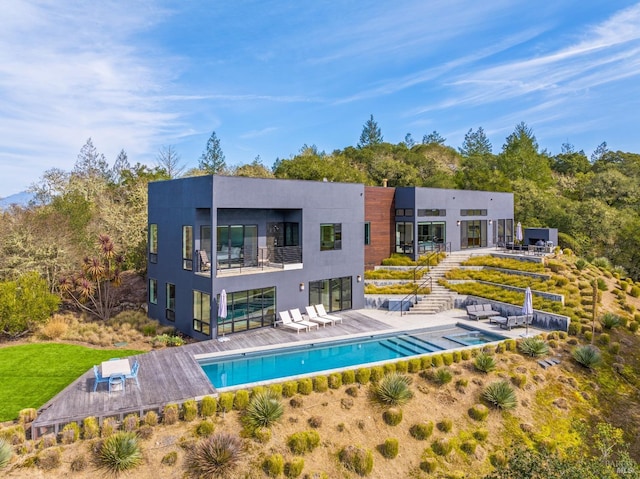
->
xmin=418 ymin=209 xmax=446 ymax=217
xmin=183 ymin=225 xmax=193 ymax=270
xmin=149 ymin=278 xmax=158 ymax=304
xmin=166 ymin=283 xmax=175 ymax=322
xmin=395 ymin=209 xmax=414 ymax=217
xmin=320 ymin=223 xmax=342 ymax=251
xmin=460 ymin=209 xmax=487 ymax=216
xmin=149 ymin=224 xmax=158 ymax=263
xmin=364 ymin=222 xmax=371 ymax=245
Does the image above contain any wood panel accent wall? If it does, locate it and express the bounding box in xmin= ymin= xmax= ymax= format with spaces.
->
xmin=364 ymin=186 xmax=396 ymax=269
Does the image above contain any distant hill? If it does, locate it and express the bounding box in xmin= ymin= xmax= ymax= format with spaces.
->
xmin=0 ymin=191 xmax=34 ymax=209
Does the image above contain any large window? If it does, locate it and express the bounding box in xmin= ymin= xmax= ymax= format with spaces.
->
xmin=320 ymin=223 xmax=342 ymax=251
xmin=417 ymin=221 xmax=445 ymax=252
xmin=182 ymin=226 xmax=193 ymax=270
xmin=193 ymin=290 xmax=211 ymax=335
xmin=493 ymin=219 xmax=514 ymax=244
xmin=460 ymin=220 xmax=487 ymax=249
xmin=395 ymin=222 xmax=414 ymax=254
xmin=217 ymin=224 xmax=257 ymax=269
xmin=217 ymin=287 xmax=276 ymax=335
xmin=149 ymin=224 xmax=158 ymax=263
xmin=309 ymin=276 xmax=352 ymax=313
xmin=166 ymin=283 xmax=175 ymax=321
xmin=149 ymin=278 xmax=157 ymax=304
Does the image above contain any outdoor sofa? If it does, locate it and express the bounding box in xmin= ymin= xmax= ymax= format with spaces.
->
xmin=492 ymin=315 xmax=531 ymax=330
xmin=466 ymin=303 xmax=502 ymax=321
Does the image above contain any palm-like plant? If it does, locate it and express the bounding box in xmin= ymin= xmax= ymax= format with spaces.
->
xmin=97 ymin=432 xmax=142 ymax=474
xmin=518 ymin=337 xmax=549 ymax=357
xmin=600 ymin=313 xmax=621 ymax=330
xmin=373 ymin=372 xmax=413 ymax=406
xmin=474 ymin=353 xmax=496 ymax=373
xmin=187 ymin=433 xmax=244 ymax=478
xmin=482 ymin=380 xmax=517 ymax=410
xmin=572 ymin=345 xmax=602 ymax=369
xmin=243 ymin=391 xmax=283 ymax=430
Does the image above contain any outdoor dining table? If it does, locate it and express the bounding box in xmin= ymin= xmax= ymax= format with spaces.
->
xmin=101 ymin=358 xmax=131 ymax=377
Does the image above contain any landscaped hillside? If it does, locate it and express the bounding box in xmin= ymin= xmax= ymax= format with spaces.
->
xmin=1 ymin=254 xmax=639 ymax=478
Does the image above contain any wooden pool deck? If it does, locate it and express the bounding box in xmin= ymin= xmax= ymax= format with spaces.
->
xmin=30 ymin=310 xmax=394 ymax=438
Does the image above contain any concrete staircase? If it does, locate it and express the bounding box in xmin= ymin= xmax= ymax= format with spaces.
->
xmin=406 ymin=249 xmax=486 ymax=315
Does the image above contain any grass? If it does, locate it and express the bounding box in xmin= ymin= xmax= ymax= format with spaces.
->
xmin=0 ymin=343 xmax=142 ymax=421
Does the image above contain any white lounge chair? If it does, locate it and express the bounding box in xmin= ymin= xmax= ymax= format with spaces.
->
xmin=315 ymin=304 xmax=343 ymax=324
xmin=278 ymin=311 xmax=308 ymax=333
xmin=304 ymin=305 xmax=334 ymax=326
xmin=289 ymin=308 xmax=319 ymax=330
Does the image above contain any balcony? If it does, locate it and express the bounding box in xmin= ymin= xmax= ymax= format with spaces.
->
xmin=196 ymin=245 xmax=303 ymax=277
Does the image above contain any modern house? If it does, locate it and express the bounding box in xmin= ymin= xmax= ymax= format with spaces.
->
xmin=147 ymin=176 xmax=514 ymax=338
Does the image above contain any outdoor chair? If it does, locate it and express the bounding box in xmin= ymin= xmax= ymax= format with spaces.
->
xmin=93 ymin=365 xmax=109 ymax=392
xmin=278 ymin=311 xmax=308 ymax=333
xmin=125 ymin=360 xmax=140 ymax=388
xmin=304 ymin=305 xmax=334 ymax=326
xmin=289 ymin=308 xmax=319 ymax=330
xmin=199 ymin=250 xmax=212 ymax=272
xmin=315 ymin=304 xmax=343 ymax=324
xmin=108 ymin=374 xmax=125 ymax=394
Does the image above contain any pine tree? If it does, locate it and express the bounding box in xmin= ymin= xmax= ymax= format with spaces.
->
xmin=199 ymin=131 xmax=226 ymax=174
xmin=422 ymin=130 xmax=446 ymax=145
xmin=358 ymin=115 xmax=383 ymax=148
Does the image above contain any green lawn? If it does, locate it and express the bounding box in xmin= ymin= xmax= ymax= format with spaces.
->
xmin=0 ymin=343 xmax=143 ymax=421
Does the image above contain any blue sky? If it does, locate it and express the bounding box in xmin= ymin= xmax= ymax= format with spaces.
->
xmin=2 ymin=1 xmax=640 ymax=197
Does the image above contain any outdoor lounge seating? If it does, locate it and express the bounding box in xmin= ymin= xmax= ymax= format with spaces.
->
xmin=492 ymin=315 xmax=531 ymax=330
xmin=289 ymin=308 xmax=319 ymax=330
xmin=125 ymin=360 xmax=140 ymax=387
xmin=466 ymin=304 xmax=501 ymax=321
xmin=304 ymin=305 xmax=334 ymax=326
xmin=278 ymin=311 xmax=308 ymax=333
xmin=199 ymin=250 xmax=212 ymax=271
xmin=314 ymin=304 xmax=343 ymax=324
xmin=93 ymin=365 xmax=109 ymax=392
xmin=108 ymin=374 xmax=125 ymax=394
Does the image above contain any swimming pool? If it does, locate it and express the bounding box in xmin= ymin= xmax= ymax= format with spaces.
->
xmin=198 ymin=324 xmax=505 ymax=390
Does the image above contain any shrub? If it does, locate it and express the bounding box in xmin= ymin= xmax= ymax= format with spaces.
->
xmin=374 ymin=372 xmax=413 ymax=406
xmin=408 ymin=358 xmax=421 ymax=373
xmin=512 ymin=374 xmax=527 ymax=388
xmin=431 ymin=438 xmax=453 ymax=456
xmin=597 ymin=278 xmax=608 ymax=291
xmin=267 ymin=384 xmax=283 ymax=398
xmin=592 ymin=257 xmax=611 ymax=269
xmin=630 ymin=286 xmax=640 ymax=298
xmin=630 ymin=321 xmax=639 ymax=333
xmin=442 ymin=352 xmax=454 ymax=366
xmin=572 ymin=345 xmax=602 ymax=369
xmin=122 ymin=414 xmax=139 ymax=432
xmin=346 ymin=385 xmax=359 ymax=397
xmin=435 ymin=367 xmax=453 ymax=385
xmin=328 ymin=373 xmax=342 ymax=389
xmin=200 ymin=396 xmax=217 ymax=418
xmin=97 ymin=432 xmax=142 ymax=474
xmin=381 ymin=438 xmax=399 ymax=459
xmin=383 ymin=363 xmax=396 ymax=375
xmin=356 ymin=368 xmax=372 ymax=385
xmin=474 ymin=353 xmax=496 ymax=373
xmin=82 ymin=416 xmax=100 ymax=439
xmin=437 ymin=418 xmax=453 ymax=432
xmin=37 ymin=448 xmax=61 ymax=470
xmin=420 ymin=458 xmax=438 ymax=472
xmin=452 ymin=350 xmax=462 ymax=363
xmin=473 ymin=429 xmax=489 ymax=442
xmin=575 ymin=258 xmax=587 ymax=270
xmin=283 ymin=381 xmax=299 ymax=397
xmin=0 ymin=439 xmax=12 ymax=469
xmin=61 ymin=422 xmax=80 ymax=444
xmin=370 ymin=366 xmax=385 ymax=383
xmin=285 ymin=457 xmax=305 ymax=478
xmin=409 ymin=422 xmax=434 ymax=440
xmin=182 ymin=400 xmax=198 ymax=421
xmin=598 ymin=333 xmax=610 ymax=346
xmin=41 ymin=315 xmax=69 ymax=339
xmin=18 ymin=408 xmax=37 ymax=424
xmin=143 ymin=410 xmax=159 ymax=426
xmin=461 ymin=439 xmax=477 ymax=454
xmin=313 ymin=376 xmax=329 ymax=392
xmin=244 ymin=391 xmax=283 ymax=430
xmin=287 ymin=430 xmax=320 ymax=455
xmin=233 ymin=390 xmax=250 ymax=411
xmin=420 ymin=356 xmax=433 ymax=369
xmin=342 ymin=370 xmax=356 ymax=385
xmin=432 ymin=354 xmax=444 ymax=367
xmin=263 ymin=453 xmax=285 ymax=477
xmin=187 ymin=433 xmax=244 ymax=478
xmin=253 ymin=427 xmax=272 ymax=443
xmin=308 ymin=416 xmax=323 ymax=428
xmin=568 ymin=322 xmax=580 ymax=336
xmin=298 ymin=378 xmax=313 ymax=395
xmin=195 ymin=420 xmax=215 ymax=437
xmin=584 ymin=331 xmax=593 ymax=342
xmin=461 ymin=349 xmax=472 ymax=360
xmin=218 ymin=393 xmax=234 ymax=413
xmin=469 ymin=403 xmax=490 ymax=421
xmin=163 ymin=404 xmax=179 ymax=425
xmin=396 ymin=360 xmax=409 ymax=373
xmin=495 ymin=342 xmax=506 ymax=354
xmin=382 ymin=407 xmax=403 ymax=426
xmin=101 ymin=417 xmax=118 ymax=437
xmin=339 ymin=445 xmax=374 ymax=476
xmin=518 ymin=337 xmax=549 ymax=357
xmin=250 ymin=385 xmax=266 ymax=398
xmin=482 ymin=381 xmax=517 ymax=410
xmin=138 ymin=425 xmax=153 ymax=440
xmin=290 ymin=397 xmax=304 ymax=408
xmin=161 ymin=451 xmax=178 ymax=466
xmin=70 ymin=454 xmax=88 ymax=471
xmin=601 ymin=313 xmax=621 ymax=329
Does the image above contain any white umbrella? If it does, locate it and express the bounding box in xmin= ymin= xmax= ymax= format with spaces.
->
xmin=516 ymin=222 xmax=523 ymax=243
xmin=218 ymin=289 xmax=228 ymax=341
xmin=522 ymin=286 xmax=533 ymax=336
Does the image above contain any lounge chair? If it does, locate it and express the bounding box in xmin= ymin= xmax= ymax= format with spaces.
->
xmin=278 ymin=311 xmax=308 ymax=333
xmin=289 ymin=308 xmax=319 ymax=330
xmin=199 ymin=250 xmax=212 ymax=272
xmin=305 ymin=305 xmax=334 ymax=326
xmin=93 ymin=365 xmax=109 ymax=392
xmin=125 ymin=360 xmax=140 ymax=388
xmin=315 ymin=304 xmax=343 ymax=324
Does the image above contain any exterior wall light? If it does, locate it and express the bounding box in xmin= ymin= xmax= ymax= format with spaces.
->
xmin=357 ymin=275 xmax=362 ymax=282
xmin=299 ymin=283 xmax=305 ymax=291
xmin=456 ymin=220 xmax=461 ymax=226
xmin=489 ymin=219 xmax=493 ymax=225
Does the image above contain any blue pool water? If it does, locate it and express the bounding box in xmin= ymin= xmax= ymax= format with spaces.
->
xmin=198 ymin=324 xmax=504 ymax=389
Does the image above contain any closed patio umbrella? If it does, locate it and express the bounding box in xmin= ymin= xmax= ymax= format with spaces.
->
xmin=522 ymin=286 xmax=533 ymax=337
xmin=218 ymin=289 xmax=228 ymax=341
xmin=516 ymin=222 xmax=523 ymax=243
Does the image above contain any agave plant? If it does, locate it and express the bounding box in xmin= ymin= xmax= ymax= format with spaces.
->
xmin=188 ymin=433 xmax=244 ymax=478
xmin=482 ymin=380 xmax=517 ymax=410
xmin=243 ymin=391 xmax=283 ymax=430
xmin=98 ymin=432 xmax=142 ymax=474
xmin=600 ymin=313 xmax=621 ymax=330
xmin=374 ymin=372 xmax=413 ymax=406
xmin=518 ymin=337 xmax=549 ymax=357
xmin=572 ymin=345 xmax=602 ymax=369
xmin=474 ymin=353 xmax=496 ymax=373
